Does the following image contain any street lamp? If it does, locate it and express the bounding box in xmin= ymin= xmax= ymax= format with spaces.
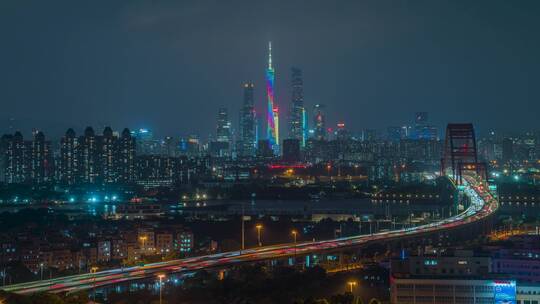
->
xmin=347 ymin=280 xmax=357 ymax=293
xmin=139 ymin=236 xmax=148 ymax=253
xmin=241 ymin=201 xmax=245 ymax=252
xmin=157 ymin=274 xmax=166 ymax=304
xmin=291 ymin=230 xmax=298 ymax=261
xmin=90 ymin=266 xmax=99 ymax=301
xmin=39 ymin=263 xmax=44 ymax=281
xmin=256 ymin=224 xmax=263 ymax=247
xmin=291 ymin=230 xmax=298 ymax=243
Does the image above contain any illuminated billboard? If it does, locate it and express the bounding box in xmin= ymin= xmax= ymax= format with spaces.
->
xmin=493 ymin=280 xmax=516 ymax=304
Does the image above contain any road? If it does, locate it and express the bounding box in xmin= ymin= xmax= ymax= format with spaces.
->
xmin=1 ymin=174 xmax=498 ymax=295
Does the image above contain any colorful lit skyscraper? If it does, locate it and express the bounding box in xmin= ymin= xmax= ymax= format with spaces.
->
xmin=266 ymin=42 xmax=279 ymax=155
xmin=302 ymin=107 xmax=307 ymax=147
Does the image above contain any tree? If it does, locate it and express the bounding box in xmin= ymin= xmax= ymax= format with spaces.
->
xmin=64 ymin=291 xmax=89 ymax=304
xmin=27 ymin=293 xmax=65 ymax=304
xmin=329 ymin=293 xmax=354 ymax=304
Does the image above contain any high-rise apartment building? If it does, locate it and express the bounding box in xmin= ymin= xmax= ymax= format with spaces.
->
xmin=2 ymin=127 xmax=136 ymax=185
xmin=101 ymin=127 xmax=117 ymax=183
xmin=0 ymin=134 xmax=11 ymax=183
xmin=2 ymin=131 xmax=51 ymax=184
xmin=60 ymin=128 xmax=78 ymax=185
xmin=117 ymin=128 xmax=136 ymax=183
xmin=30 ymin=131 xmax=52 ymax=184
xmin=79 ymin=127 xmax=99 ymax=184
xmin=5 ymin=131 xmax=26 ymax=183
xmin=239 ymin=82 xmax=256 ymax=157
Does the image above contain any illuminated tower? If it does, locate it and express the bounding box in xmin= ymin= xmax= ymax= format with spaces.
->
xmin=266 ymin=42 xmax=279 ymax=155
xmin=302 ymin=108 xmax=308 ymax=147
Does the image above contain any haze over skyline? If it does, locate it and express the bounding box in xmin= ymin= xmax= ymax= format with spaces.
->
xmin=1 ymin=0 xmax=539 ymax=138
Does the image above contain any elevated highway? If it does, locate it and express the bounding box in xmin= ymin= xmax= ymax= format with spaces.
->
xmin=1 ymin=173 xmax=498 ymax=295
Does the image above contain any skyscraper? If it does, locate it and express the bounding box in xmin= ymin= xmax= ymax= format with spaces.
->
xmin=361 ymin=129 xmax=377 ymax=141
xmin=257 ymin=139 xmax=273 ymax=159
xmin=30 ymin=131 xmax=52 ymax=184
xmin=239 ymin=82 xmax=256 ymax=157
xmin=401 ymin=125 xmax=413 ymax=139
xmin=216 ymin=107 xmax=231 ymax=144
xmin=179 ymin=135 xmax=200 ymax=158
xmin=117 ymin=128 xmax=136 ymax=183
xmin=101 ymin=127 xmax=117 ymax=183
xmin=336 ymin=123 xmax=350 ymax=141
xmin=266 ymin=42 xmax=279 ymax=155
xmin=414 ymin=112 xmax=438 ymax=140
xmin=5 ymin=132 xmax=26 ymax=183
xmin=132 ymin=128 xmax=156 ymax=155
xmin=313 ymin=104 xmax=327 ymax=140
xmin=79 ymin=127 xmax=99 ymax=184
xmin=163 ymin=136 xmax=179 ymax=157
xmin=60 ymin=128 xmax=78 ymax=185
xmin=0 ymin=134 xmax=11 ymax=183
xmin=282 ymin=139 xmax=301 ymax=162
xmin=289 ymin=67 xmax=306 ymax=147
xmin=212 ymin=107 xmax=232 ymax=157
xmin=302 ymin=108 xmax=308 ymax=146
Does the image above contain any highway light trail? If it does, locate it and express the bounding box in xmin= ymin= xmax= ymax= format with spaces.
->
xmin=1 ymin=174 xmax=498 ymax=295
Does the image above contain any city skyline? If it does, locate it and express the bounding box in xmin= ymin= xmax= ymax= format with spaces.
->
xmin=2 ymin=2 xmax=540 ymax=303
xmin=2 ymin=1 xmax=540 ymax=138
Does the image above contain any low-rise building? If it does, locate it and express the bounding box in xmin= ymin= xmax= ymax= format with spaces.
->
xmin=137 ymin=229 xmax=155 ymax=255
xmin=492 ymin=246 xmax=540 ymax=283
xmin=97 ymin=240 xmax=111 ymax=262
xmin=390 ymin=252 xmax=521 ymax=304
xmin=176 ymin=230 xmax=194 ymax=254
xmin=155 ymin=232 xmax=174 ymax=255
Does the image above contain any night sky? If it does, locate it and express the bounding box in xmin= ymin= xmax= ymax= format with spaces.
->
xmin=1 ymin=1 xmax=539 ymax=138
